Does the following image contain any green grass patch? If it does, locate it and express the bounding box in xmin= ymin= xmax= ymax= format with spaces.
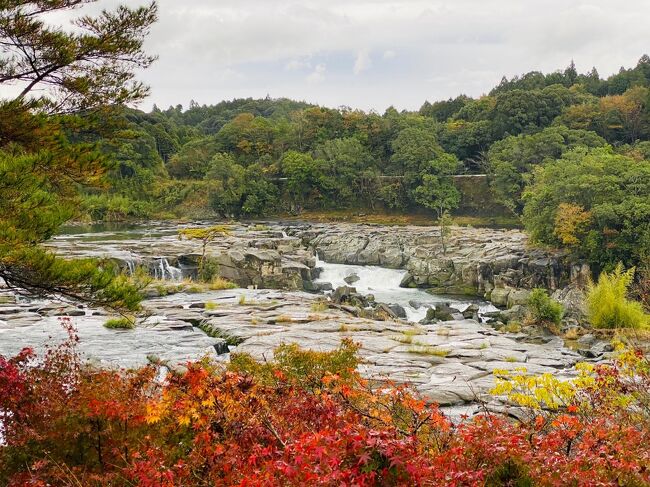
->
xmin=310 ymin=301 xmax=329 ymax=312
xmin=104 ymin=317 xmax=135 ymax=330
xmin=209 ymin=277 xmax=237 ymax=290
xmin=503 ymin=322 xmax=523 ymax=333
xmin=407 ymin=345 xmax=450 ymax=357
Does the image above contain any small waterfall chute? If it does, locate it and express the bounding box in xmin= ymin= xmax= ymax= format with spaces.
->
xmin=153 ymin=258 xmax=183 ymax=281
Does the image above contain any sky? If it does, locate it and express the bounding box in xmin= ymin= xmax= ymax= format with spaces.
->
xmin=6 ymin=0 xmax=650 ymax=112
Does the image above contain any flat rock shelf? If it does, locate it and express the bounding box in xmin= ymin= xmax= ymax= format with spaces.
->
xmin=1 ymin=221 xmax=607 ymax=417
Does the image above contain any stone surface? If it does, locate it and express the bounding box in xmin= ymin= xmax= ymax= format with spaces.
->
xmin=0 ymin=285 xmax=598 ymax=408
xmin=22 ymin=221 xmax=606 ymax=412
xmin=48 ymin=222 xmax=591 ymax=317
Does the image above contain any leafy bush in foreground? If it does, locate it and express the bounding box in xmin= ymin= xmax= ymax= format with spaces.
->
xmin=587 ymin=263 xmax=650 ymax=329
xmin=1 ymin=320 xmax=649 ymax=486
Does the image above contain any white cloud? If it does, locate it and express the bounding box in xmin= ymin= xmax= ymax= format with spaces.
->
xmin=307 ymin=63 xmax=326 ymax=83
xmin=10 ymin=0 xmax=648 ymax=112
xmin=353 ymin=49 xmax=372 ymax=75
xmin=285 ymin=59 xmax=311 ymax=71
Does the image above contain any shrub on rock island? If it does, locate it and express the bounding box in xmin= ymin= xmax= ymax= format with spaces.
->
xmin=527 ymin=288 xmax=564 ymax=325
xmin=587 ymin=263 xmax=650 ymax=329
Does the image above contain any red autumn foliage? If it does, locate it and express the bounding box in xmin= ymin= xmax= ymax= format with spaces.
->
xmin=1 ymin=320 xmax=649 ymax=486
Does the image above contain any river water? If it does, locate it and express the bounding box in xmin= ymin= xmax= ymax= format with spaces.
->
xmin=314 ymin=257 xmax=497 ymax=322
xmin=51 ymin=223 xmax=497 ymax=322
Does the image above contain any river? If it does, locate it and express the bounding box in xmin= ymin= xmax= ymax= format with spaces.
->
xmin=314 ymin=257 xmax=497 ymax=321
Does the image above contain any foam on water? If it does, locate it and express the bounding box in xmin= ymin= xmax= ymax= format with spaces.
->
xmin=314 ymin=256 xmax=497 ymax=322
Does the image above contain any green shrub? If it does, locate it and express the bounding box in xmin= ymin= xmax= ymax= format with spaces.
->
xmin=208 ymin=276 xmax=237 ymax=290
xmin=587 ymin=264 xmax=649 ymax=329
xmin=229 ymin=339 xmax=360 ymax=388
xmin=82 ymin=194 xmax=154 ymax=221
xmin=104 ymin=317 xmax=136 ymax=329
xmin=527 ymin=288 xmax=564 ymax=325
xmin=199 ymin=257 xmax=221 ymax=282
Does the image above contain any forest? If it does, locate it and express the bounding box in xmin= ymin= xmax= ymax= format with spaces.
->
xmin=85 ymin=56 xmax=650 ymax=271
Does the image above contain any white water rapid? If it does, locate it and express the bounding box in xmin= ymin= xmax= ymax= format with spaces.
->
xmin=314 ymin=256 xmax=497 ymax=322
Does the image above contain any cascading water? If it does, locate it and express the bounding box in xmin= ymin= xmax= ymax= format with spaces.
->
xmin=124 ymin=256 xmax=139 ymax=275
xmin=314 ymin=255 xmax=497 ymax=322
xmin=153 ymin=258 xmax=183 ymax=281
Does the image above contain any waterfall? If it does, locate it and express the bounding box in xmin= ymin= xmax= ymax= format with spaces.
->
xmin=125 ymin=258 xmax=137 ymax=275
xmin=314 ymin=255 xmax=497 ymax=322
xmin=153 ymin=258 xmax=183 ymax=281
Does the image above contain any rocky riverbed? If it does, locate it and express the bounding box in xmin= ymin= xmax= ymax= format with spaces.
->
xmin=0 ymin=221 xmax=609 ymax=414
xmin=0 ymin=285 xmax=602 ymax=412
xmin=49 ymin=221 xmax=591 ymax=318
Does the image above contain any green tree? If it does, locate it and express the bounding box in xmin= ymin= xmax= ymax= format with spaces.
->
xmin=315 ymin=137 xmax=375 ymax=206
xmin=205 ymin=153 xmax=246 ymax=217
xmin=167 ymin=136 xmax=219 ymax=179
xmin=488 ymin=126 xmax=606 ymax=213
xmin=523 ymin=147 xmax=650 ymax=269
xmin=413 ymin=154 xmax=461 ymax=218
xmin=240 ymin=169 xmax=279 ymax=217
xmin=281 ymin=150 xmax=326 ymax=211
xmin=0 ymin=0 xmax=158 ymax=112
xmin=390 ymin=126 xmax=443 ymax=175
xmin=491 ymin=85 xmax=576 ymax=138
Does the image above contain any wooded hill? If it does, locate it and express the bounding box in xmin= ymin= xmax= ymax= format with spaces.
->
xmin=85 ymin=57 xmax=650 ymax=270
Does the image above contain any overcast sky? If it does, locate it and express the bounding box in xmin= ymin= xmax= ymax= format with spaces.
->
xmin=9 ymin=0 xmax=650 ymax=112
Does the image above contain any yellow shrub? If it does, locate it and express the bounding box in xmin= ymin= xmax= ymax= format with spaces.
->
xmin=587 ymin=264 xmax=649 ymax=329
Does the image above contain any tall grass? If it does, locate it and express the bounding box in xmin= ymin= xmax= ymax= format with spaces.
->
xmin=587 ymin=264 xmax=649 ymax=329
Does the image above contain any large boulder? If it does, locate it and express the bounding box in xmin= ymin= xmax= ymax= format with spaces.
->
xmin=490 ymin=287 xmax=511 ymax=307
xmin=552 ymin=286 xmax=588 ymax=322
xmin=388 ymin=303 xmax=407 ymax=318
xmin=332 ymin=286 xmax=369 ymax=308
xmin=462 ymin=304 xmax=480 ymax=320
xmin=422 ymin=304 xmax=459 ymax=323
xmin=507 ymin=289 xmax=531 ymax=308
xmin=211 ymin=250 xmax=314 ymax=291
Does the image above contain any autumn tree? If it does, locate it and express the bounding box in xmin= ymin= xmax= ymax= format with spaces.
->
xmin=554 ymin=203 xmax=592 ymax=246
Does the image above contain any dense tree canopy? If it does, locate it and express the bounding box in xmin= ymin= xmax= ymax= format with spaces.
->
xmin=523 ymin=147 xmax=650 ymax=270
xmin=488 ymin=126 xmax=607 ymax=212
xmin=68 ymin=55 xmax=650 ymax=270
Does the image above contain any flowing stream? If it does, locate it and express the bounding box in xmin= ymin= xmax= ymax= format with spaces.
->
xmin=314 ymin=257 xmax=497 ymax=322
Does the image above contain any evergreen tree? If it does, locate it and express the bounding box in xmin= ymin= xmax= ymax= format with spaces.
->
xmin=0 ymin=0 xmax=158 ymax=309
